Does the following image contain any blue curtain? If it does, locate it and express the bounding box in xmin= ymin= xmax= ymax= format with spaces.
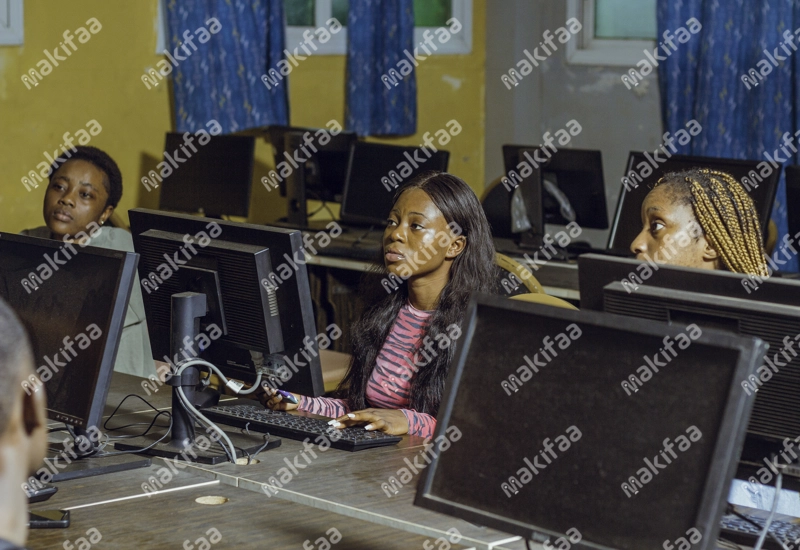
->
xmin=165 ymin=0 xmax=289 ymax=134
xmin=346 ymin=0 xmax=417 ymax=136
xmin=657 ymin=0 xmax=799 ymax=271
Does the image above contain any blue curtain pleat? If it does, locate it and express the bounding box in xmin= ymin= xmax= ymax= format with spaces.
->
xmin=657 ymin=0 xmax=798 ymax=270
xmin=345 ymin=0 xmax=417 ymax=136
xmin=165 ymin=0 xmax=289 ymax=134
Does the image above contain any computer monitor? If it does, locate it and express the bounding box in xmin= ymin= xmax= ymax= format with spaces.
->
xmin=786 ymin=165 xmax=800 ymax=239
xmin=158 ymin=133 xmax=255 ymax=218
xmin=128 ymin=208 xmax=324 ymax=396
xmin=607 ymin=153 xmax=781 ymax=253
xmin=577 ymin=253 xmax=800 ymax=313
xmin=578 ymin=254 xmax=800 ymax=484
xmin=415 ymin=294 xmax=763 ymax=549
xmin=267 ymin=125 xmax=356 ymax=201
xmin=339 ymin=142 xmax=450 ymax=227
xmin=0 ymin=232 xmax=150 ymax=480
xmin=502 ymin=146 xmax=609 ymax=229
xmin=282 ymin=129 xmax=358 ymax=226
xmin=122 ymin=209 xmax=326 ymax=462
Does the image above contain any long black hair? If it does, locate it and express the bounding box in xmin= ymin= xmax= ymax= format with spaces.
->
xmin=337 ymin=172 xmax=498 ymax=416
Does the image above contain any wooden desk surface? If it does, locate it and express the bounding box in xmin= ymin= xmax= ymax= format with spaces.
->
xmin=28 ymin=466 xmax=479 ymax=549
xmin=36 ymin=374 xmax=525 ymax=550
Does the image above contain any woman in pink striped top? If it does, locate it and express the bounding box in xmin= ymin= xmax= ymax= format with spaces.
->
xmin=261 ymin=172 xmax=498 ymax=439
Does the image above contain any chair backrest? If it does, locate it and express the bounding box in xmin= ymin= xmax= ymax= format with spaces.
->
xmin=495 ymin=252 xmax=543 ymax=296
xmin=509 ymin=292 xmax=578 ymax=310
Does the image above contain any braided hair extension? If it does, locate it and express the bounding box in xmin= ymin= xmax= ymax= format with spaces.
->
xmin=654 ymin=168 xmax=769 ymax=276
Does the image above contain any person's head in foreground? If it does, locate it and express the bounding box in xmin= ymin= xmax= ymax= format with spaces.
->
xmin=630 ymin=168 xmax=769 ymax=277
xmin=0 ymin=297 xmax=47 ymax=548
xmin=41 ymin=146 xmax=122 ymax=241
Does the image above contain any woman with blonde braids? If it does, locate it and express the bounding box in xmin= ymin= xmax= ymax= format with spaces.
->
xmin=630 ymin=168 xmax=770 ymax=276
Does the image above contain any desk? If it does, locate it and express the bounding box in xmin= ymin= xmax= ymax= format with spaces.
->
xmin=31 ymin=374 xmax=525 ymax=550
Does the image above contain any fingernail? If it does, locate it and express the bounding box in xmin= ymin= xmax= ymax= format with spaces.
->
xmin=347 ymin=413 xmax=356 ymax=419
xmin=328 ymin=421 xmax=342 ymax=427
xmin=364 ymin=424 xmax=375 ymax=431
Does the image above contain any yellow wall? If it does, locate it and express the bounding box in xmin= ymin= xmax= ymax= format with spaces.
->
xmin=0 ymin=0 xmax=486 ymax=233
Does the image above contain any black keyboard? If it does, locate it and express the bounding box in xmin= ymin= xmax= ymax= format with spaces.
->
xmin=720 ymin=511 xmax=800 ymax=549
xmin=202 ymin=405 xmax=402 ymax=451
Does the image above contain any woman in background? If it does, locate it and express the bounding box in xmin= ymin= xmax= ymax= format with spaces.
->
xmin=22 ymin=146 xmax=155 ymax=378
xmin=630 ymin=168 xmax=769 ymax=276
xmin=262 ymin=172 xmax=498 ymax=438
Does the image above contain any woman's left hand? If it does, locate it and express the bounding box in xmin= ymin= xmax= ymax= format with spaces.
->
xmin=329 ymin=408 xmax=409 ymax=435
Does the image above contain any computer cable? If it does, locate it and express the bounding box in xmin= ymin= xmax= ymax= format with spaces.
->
xmin=175 ymin=381 xmax=237 ymax=463
xmin=352 ymin=225 xmax=376 ymax=247
xmin=754 ymin=471 xmax=784 ymax=550
xmin=306 ymin=190 xmax=337 ymax=221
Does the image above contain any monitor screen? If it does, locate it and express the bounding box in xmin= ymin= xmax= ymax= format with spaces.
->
xmin=608 ymin=153 xmax=780 ymax=253
xmin=340 ymin=142 xmax=449 ymax=226
xmin=503 ymin=146 xmax=608 ymax=229
xmin=0 ymin=233 xmax=135 ymax=428
xmin=416 ymin=294 xmax=763 ymax=550
xmin=158 ymin=133 xmax=255 ymax=218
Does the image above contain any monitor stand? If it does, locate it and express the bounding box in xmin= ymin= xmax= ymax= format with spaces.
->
xmin=36 ymin=425 xmax=151 ymax=483
xmin=114 ymin=292 xmax=279 ymax=464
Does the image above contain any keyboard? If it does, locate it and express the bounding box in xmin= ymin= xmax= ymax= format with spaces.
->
xmin=720 ymin=511 xmax=800 ymax=549
xmin=202 ymin=404 xmax=402 ymax=451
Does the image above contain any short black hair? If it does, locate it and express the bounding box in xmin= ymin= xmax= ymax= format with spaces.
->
xmin=48 ymin=145 xmax=123 ymax=208
xmin=0 ymin=297 xmax=34 ymax=434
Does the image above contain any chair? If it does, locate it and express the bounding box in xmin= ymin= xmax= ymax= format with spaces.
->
xmin=495 ymin=252 xmax=578 ymax=310
xmin=509 ymin=292 xmax=578 ymax=310
xmin=495 ymin=252 xmax=543 ymax=296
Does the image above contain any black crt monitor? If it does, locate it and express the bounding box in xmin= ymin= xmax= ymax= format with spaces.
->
xmin=0 ymin=233 xmax=149 ymax=479
xmin=158 ymin=133 xmax=255 ymax=218
xmin=415 ymin=294 xmax=764 ymax=550
xmin=607 ymin=153 xmax=780 ymax=253
xmin=502 ymin=145 xmax=609 ymax=229
xmin=282 ymin=129 xmax=358 ymax=226
xmin=339 ymin=142 xmax=450 ymax=227
xmin=128 ymin=208 xmax=324 ymax=398
xmin=578 ymin=254 xmax=800 ymax=481
xmin=786 ymin=165 xmax=800 ymax=239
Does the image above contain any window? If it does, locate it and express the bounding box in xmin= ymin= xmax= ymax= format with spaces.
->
xmin=566 ymin=0 xmax=657 ymax=66
xmin=0 ymin=0 xmax=24 ymax=46
xmin=284 ymin=0 xmax=472 ymax=55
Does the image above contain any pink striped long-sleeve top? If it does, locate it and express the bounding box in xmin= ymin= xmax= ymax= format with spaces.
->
xmin=298 ymin=302 xmax=437 ymax=438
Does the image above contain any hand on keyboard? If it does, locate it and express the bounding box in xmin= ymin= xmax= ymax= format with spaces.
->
xmin=259 ymin=385 xmax=300 ymax=411
xmin=329 ymin=408 xmax=410 ymax=436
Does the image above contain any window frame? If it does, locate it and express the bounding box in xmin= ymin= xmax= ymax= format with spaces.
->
xmin=565 ymin=0 xmax=656 ymax=67
xmin=0 ymin=0 xmax=24 ymax=46
xmin=285 ymin=0 xmax=472 ymax=56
